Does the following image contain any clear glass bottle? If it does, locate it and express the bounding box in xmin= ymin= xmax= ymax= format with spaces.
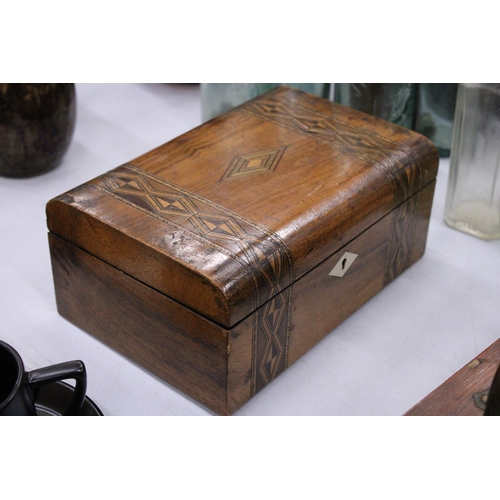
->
xmin=201 ymin=83 xmax=331 ymax=122
xmin=334 ymin=83 xmax=416 ymax=129
xmin=444 ymin=83 xmax=500 ymax=240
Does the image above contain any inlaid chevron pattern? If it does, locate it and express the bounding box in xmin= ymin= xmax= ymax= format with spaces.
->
xmin=96 ymin=165 xmax=294 ymax=313
xmin=95 ymin=164 xmax=295 ymax=395
xmin=384 ymin=193 xmax=419 ymax=285
xmin=241 ymin=96 xmax=422 ymax=206
xmin=253 ymin=288 xmax=292 ymax=394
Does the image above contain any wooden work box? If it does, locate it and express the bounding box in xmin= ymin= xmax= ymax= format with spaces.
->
xmin=405 ymin=338 xmax=500 ymax=416
xmin=46 ymin=87 xmax=439 ymax=415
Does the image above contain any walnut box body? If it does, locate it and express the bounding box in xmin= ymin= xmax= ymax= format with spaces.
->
xmin=46 ymin=87 xmax=439 ymax=415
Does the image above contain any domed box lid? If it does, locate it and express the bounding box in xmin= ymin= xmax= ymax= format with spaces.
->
xmin=46 ymin=86 xmax=439 ymax=328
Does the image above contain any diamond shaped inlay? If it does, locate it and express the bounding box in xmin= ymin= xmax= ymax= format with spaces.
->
xmin=114 ymin=175 xmax=147 ymax=192
xmin=189 ymin=212 xmax=247 ymax=240
xmin=220 ymin=146 xmax=287 ymax=182
xmin=153 ymin=194 xmax=196 ymax=216
xmin=254 ymin=290 xmax=291 ymax=391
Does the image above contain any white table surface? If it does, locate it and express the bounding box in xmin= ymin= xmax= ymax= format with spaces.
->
xmin=1 ymin=83 xmax=499 ymax=416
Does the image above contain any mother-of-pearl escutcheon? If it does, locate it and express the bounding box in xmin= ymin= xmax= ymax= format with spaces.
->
xmin=328 ymin=251 xmax=358 ymax=278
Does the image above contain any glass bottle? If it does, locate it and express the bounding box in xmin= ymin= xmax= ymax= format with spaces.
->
xmin=414 ymin=83 xmax=458 ymax=157
xmin=334 ymin=83 xmax=416 ymax=129
xmin=444 ymin=83 xmax=500 ymax=240
xmin=201 ymin=83 xmax=331 ymax=122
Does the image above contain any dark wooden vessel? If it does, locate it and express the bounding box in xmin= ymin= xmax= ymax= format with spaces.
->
xmin=47 ymin=87 xmax=439 ymax=415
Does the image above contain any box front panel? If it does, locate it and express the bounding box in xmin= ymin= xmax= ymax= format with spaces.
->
xmin=227 ymin=181 xmax=435 ymax=413
xmin=49 ymin=233 xmax=230 ymax=415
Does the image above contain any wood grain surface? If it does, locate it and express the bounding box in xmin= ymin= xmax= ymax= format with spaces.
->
xmin=49 ymin=233 xmax=230 ymax=415
xmin=405 ymin=338 xmax=500 ymax=416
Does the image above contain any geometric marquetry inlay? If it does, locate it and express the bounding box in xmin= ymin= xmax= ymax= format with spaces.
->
xmin=96 ymin=163 xmax=295 ymax=398
xmin=241 ymin=95 xmax=424 ymax=207
xmin=253 ymin=288 xmax=292 ymax=394
xmin=220 ymin=146 xmax=286 ymax=182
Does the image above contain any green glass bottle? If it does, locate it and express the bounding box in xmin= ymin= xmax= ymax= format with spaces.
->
xmin=201 ymin=83 xmax=331 ymax=122
xmin=334 ymin=83 xmax=416 ymax=129
xmin=414 ymin=83 xmax=458 ymax=157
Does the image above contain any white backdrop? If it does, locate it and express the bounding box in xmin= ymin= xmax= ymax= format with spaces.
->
xmin=1 ymin=83 xmax=499 ymax=415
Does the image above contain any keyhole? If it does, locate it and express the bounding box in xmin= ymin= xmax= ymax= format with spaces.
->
xmin=328 ymin=252 xmax=358 ymax=278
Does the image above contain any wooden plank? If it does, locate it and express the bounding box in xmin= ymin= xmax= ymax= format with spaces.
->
xmin=405 ymin=338 xmax=500 ymax=416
